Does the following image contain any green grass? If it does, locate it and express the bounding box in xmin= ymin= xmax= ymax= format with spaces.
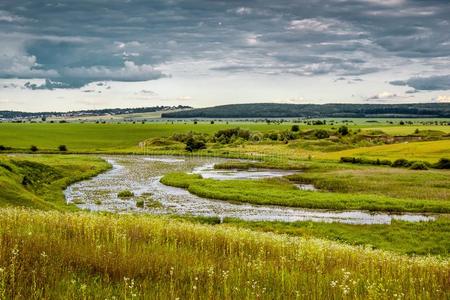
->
xmin=0 ymin=155 xmax=110 ymax=209
xmin=0 ymin=123 xmax=292 ymax=152
xmin=160 ymin=172 xmax=450 ymax=213
xmin=285 ymin=167 xmax=450 ymax=201
xmin=0 ymin=208 xmax=448 ymax=299
xmin=223 ymin=217 xmax=450 ymax=257
xmin=0 ymin=121 xmax=448 ymax=154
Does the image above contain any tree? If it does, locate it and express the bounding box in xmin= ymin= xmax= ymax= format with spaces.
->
xmin=291 ymin=125 xmax=300 ymax=132
xmin=58 ymin=145 xmax=68 ymax=151
xmin=30 ymin=145 xmax=38 ymax=152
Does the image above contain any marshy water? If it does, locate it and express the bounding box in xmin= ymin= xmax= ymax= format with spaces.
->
xmin=64 ymin=155 xmax=434 ymax=224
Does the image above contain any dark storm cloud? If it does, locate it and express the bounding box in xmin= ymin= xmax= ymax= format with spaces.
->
xmin=390 ymin=75 xmax=450 ymax=91
xmin=0 ymin=0 xmax=449 ymax=89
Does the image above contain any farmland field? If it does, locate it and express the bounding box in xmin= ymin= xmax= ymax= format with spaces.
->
xmin=0 ymin=119 xmax=449 ymax=299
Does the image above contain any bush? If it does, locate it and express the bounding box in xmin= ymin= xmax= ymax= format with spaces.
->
xmin=58 ymin=145 xmax=67 ymax=151
xmin=340 ymin=156 xmax=392 ymax=166
xmin=291 ymin=125 xmax=300 ymax=132
xmin=338 ymin=126 xmax=349 ymax=136
xmin=314 ymin=129 xmax=329 ymax=139
xmin=117 ymin=190 xmax=134 ymax=198
xmin=379 ymin=159 xmax=392 ymax=166
xmin=392 ymin=159 xmax=411 ymax=168
xmin=136 ymin=199 xmax=145 ymax=208
xmin=214 ymin=128 xmax=250 ymax=143
xmin=185 ymin=138 xmax=206 ymax=152
xmin=340 ymin=157 xmax=354 ymax=163
xmin=30 ymin=145 xmax=38 ymax=152
xmin=434 ymin=158 xmax=450 ymax=169
xmin=409 ymin=161 xmax=429 ymax=170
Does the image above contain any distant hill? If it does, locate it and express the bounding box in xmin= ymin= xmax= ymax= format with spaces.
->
xmin=161 ymin=103 xmax=450 ymax=118
xmin=0 ymin=105 xmax=191 ymax=120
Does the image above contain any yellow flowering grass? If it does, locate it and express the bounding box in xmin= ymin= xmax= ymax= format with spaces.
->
xmin=0 ymin=208 xmax=448 ymax=299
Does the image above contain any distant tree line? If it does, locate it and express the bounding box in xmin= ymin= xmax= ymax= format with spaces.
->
xmin=162 ymin=103 xmax=450 ymax=118
xmin=0 ymin=105 xmax=191 ymax=119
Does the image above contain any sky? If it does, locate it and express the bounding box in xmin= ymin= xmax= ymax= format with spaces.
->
xmin=0 ymin=0 xmax=450 ymax=112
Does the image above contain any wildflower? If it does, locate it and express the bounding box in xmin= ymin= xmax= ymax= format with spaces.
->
xmin=330 ymin=280 xmax=337 ymax=288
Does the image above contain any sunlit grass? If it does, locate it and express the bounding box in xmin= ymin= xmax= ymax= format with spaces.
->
xmin=0 ymin=155 xmax=110 ymax=209
xmin=0 ymin=208 xmax=448 ymax=299
xmin=160 ymin=172 xmax=450 ymax=213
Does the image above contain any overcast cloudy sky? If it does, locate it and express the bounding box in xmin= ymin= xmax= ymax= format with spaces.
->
xmin=0 ymin=0 xmax=449 ymax=111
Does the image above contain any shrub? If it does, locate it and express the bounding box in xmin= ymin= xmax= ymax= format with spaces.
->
xmin=434 ymin=158 xmax=450 ymax=169
xmin=409 ymin=161 xmax=429 ymax=170
xmin=338 ymin=126 xmax=349 ymax=136
xmin=117 ymin=190 xmax=134 ymax=198
xmin=291 ymin=125 xmax=300 ymax=132
xmin=58 ymin=145 xmax=67 ymax=151
xmin=185 ymin=138 xmax=206 ymax=152
xmin=379 ymin=159 xmax=392 ymax=166
xmin=30 ymin=145 xmax=38 ymax=152
xmin=136 ymin=199 xmax=145 ymax=208
xmin=214 ymin=128 xmax=250 ymax=143
xmin=392 ymin=159 xmax=411 ymax=168
xmin=340 ymin=157 xmax=354 ymax=163
xmin=314 ymin=129 xmax=329 ymax=139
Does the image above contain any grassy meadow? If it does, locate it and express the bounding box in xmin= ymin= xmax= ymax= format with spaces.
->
xmin=0 ymin=119 xmax=449 ymax=298
xmin=0 ymin=208 xmax=448 ymax=299
xmin=0 ymin=121 xmax=449 ymax=158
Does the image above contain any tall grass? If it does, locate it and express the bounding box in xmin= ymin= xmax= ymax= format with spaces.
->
xmin=0 ymin=208 xmax=448 ymax=299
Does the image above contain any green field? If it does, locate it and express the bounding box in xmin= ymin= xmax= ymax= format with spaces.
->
xmin=0 ymin=120 xmax=449 ymax=298
xmin=0 ymin=122 xmax=290 ymax=151
xmin=0 ymin=121 xmax=449 ymax=154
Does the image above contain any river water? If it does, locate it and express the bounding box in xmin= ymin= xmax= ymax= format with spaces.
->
xmin=64 ymin=155 xmax=434 ymax=224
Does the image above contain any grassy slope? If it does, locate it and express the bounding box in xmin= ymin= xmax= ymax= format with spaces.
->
xmin=0 ymin=208 xmax=448 ymax=299
xmin=229 ymin=139 xmax=450 ymax=162
xmin=0 ymin=155 xmax=110 ymax=209
xmin=160 ymin=172 xmax=450 ymax=213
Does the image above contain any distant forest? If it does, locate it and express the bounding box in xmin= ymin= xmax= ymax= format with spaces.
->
xmin=162 ymin=103 xmax=450 ymax=118
xmin=0 ymin=105 xmax=191 ymax=119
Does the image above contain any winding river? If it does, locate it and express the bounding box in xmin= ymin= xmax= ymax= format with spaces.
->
xmin=64 ymin=155 xmax=434 ymax=224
